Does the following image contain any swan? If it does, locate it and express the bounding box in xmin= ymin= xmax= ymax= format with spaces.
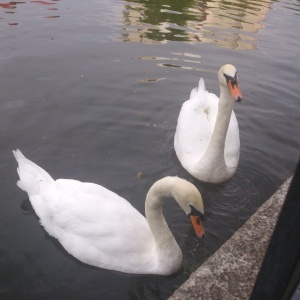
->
xmin=13 ymin=149 xmax=205 ymax=275
xmin=174 ymin=64 xmax=243 ymax=183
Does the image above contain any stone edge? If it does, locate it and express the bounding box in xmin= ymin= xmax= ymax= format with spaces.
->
xmin=169 ymin=177 xmax=292 ymax=300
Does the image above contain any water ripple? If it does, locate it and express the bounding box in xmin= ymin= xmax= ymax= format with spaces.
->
xmin=137 ymin=52 xmax=204 ymax=71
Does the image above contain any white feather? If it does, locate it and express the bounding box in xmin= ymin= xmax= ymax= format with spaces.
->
xmin=174 ymin=64 xmax=242 ymax=183
xmin=13 ymin=150 xmax=205 ymax=275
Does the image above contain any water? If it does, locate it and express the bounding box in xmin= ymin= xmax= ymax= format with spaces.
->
xmin=0 ymin=0 xmax=299 ymax=299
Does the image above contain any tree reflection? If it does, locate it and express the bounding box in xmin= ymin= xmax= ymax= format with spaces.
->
xmin=121 ymin=0 xmax=272 ymax=49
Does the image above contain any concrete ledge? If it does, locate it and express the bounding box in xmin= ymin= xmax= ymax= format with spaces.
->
xmin=170 ymin=178 xmax=292 ymax=300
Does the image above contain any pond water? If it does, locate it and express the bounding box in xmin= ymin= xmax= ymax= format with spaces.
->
xmin=0 ymin=0 xmax=299 ymax=299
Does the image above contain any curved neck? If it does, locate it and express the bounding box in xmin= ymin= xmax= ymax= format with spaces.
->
xmin=202 ymin=85 xmax=234 ymax=167
xmin=145 ymin=177 xmax=182 ymax=272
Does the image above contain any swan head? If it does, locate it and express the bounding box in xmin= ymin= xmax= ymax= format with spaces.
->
xmin=172 ymin=178 xmax=205 ymax=238
xmin=218 ymin=64 xmax=243 ymax=102
xmin=146 ymin=177 xmax=205 ymax=238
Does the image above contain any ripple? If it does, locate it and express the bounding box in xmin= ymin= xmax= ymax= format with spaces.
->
xmin=138 ymin=55 xmax=201 ymax=64
xmin=137 ymin=53 xmax=204 ymax=71
xmin=30 ymin=1 xmax=56 ymax=5
xmin=160 ymin=9 xmax=182 ymax=15
xmin=137 ymin=77 xmax=166 ymax=83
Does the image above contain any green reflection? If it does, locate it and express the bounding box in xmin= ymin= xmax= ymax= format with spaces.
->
xmin=121 ymin=0 xmax=274 ymax=49
xmin=131 ymin=0 xmax=198 ymax=26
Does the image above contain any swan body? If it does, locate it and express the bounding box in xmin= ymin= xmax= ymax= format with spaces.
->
xmin=13 ymin=149 xmax=205 ymax=275
xmin=174 ymin=64 xmax=243 ymax=183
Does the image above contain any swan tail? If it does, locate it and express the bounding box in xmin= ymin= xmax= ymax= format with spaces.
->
xmin=190 ymin=77 xmax=206 ymax=99
xmin=13 ymin=149 xmax=54 ymax=196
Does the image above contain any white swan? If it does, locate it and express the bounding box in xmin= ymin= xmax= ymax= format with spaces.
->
xmin=13 ymin=149 xmax=205 ymax=275
xmin=174 ymin=64 xmax=243 ymax=183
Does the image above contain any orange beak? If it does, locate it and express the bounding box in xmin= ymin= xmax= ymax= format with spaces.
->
xmin=189 ymin=215 xmax=205 ymax=238
xmin=228 ymin=80 xmax=243 ymax=102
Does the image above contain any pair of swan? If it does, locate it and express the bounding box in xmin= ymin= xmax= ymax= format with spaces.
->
xmin=13 ymin=64 xmax=242 ymax=275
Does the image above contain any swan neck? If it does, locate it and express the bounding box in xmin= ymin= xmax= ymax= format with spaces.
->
xmin=207 ymin=85 xmax=233 ymax=156
xmin=145 ymin=178 xmax=182 ymax=266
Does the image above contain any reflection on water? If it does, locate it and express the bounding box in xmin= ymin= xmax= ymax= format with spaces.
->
xmin=138 ymin=52 xmax=204 ymax=71
xmin=0 ymin=0 xmax=279 ymax=48
xmin=0 ymin=1 xmax=24 ymax=9
xmin=121 ymin=0 xmax=272 ymax=49
xmin=0 ymin=0 xmax=59 ymax=23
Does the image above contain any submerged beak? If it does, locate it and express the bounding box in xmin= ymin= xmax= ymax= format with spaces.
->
xmin=228 ymin=80 xmax=243 ymax=102
xmin=189 ymin=215 xmax=205 ymax=238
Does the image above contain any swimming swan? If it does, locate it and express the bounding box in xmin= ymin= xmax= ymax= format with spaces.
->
xmin=13 ymin=149 xmax=205 ymax=275
xmin=174 ymin=64 xmax=243 ymax=183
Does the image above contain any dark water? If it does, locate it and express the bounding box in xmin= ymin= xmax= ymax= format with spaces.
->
xmin=0 ymin=0 xmax=299 ymax=299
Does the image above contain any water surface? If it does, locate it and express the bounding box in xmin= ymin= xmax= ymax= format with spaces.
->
xmin=0 ymin=0 xmax=299 ymax=299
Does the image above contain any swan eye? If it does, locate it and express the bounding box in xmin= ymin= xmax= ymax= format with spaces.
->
xmin=188 ymin=204 xmax=204 ymax=221
xmin=224 ymin=72 xmax=238 ymax=87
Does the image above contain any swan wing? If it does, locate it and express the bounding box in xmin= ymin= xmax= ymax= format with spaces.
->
xmin=175 ymin=78 xmax=218 ymax=169
xmin=36 ymin=179 xmax=155 ymax=272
